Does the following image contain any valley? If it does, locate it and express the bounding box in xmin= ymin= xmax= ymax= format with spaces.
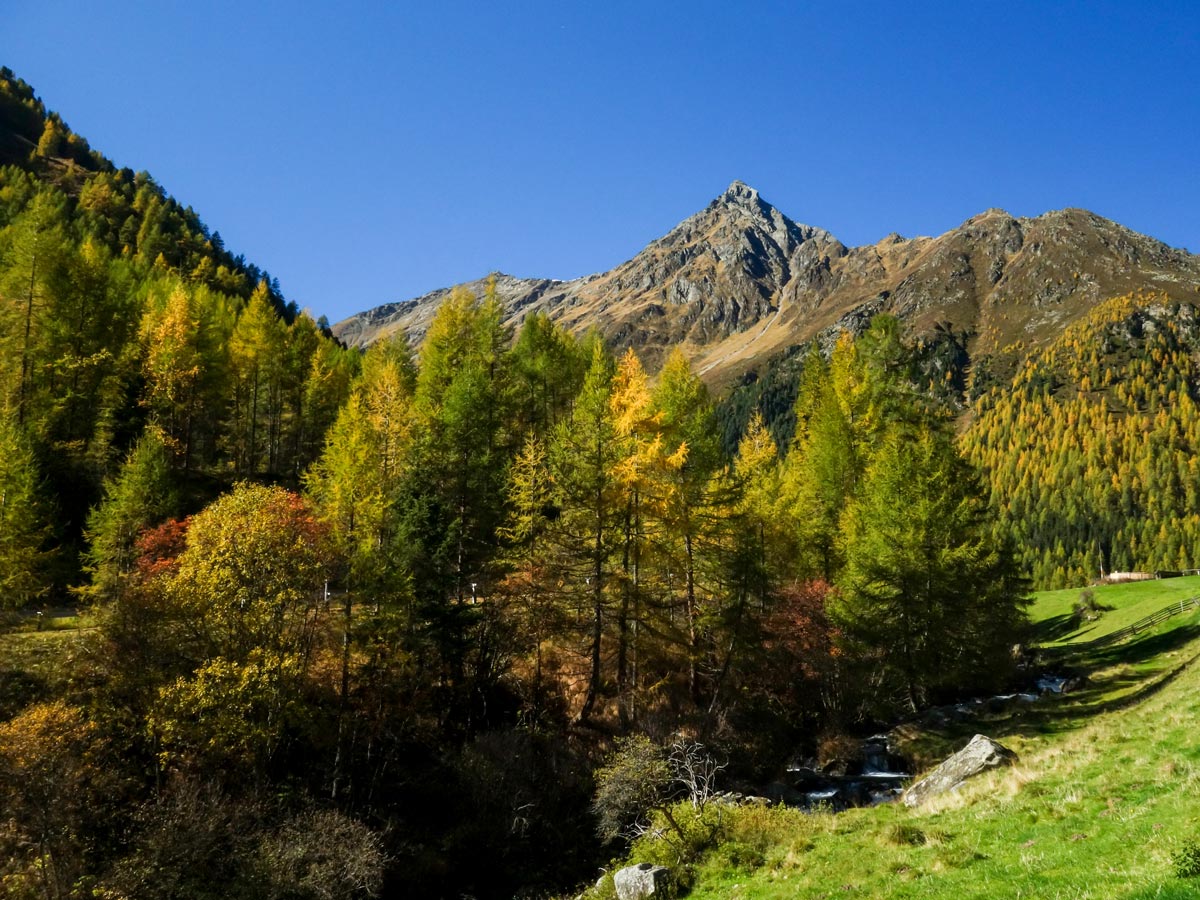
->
xmin=2 ymin=58 xmax=1200 ymax=900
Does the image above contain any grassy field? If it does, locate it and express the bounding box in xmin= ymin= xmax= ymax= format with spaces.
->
xmin=584 ymin=579 xmax=1200 ymax=899
xmin=1028 ymin=575 xmax=1200 ymax=647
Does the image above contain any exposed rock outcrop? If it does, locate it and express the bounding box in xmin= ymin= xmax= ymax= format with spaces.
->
xmin=902 ymin=734 xmax=1017 ymax=807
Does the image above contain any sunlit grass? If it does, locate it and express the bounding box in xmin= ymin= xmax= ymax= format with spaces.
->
xmin=1028 ymin=575 xmax=1200 ymax=646
xmin=678 ymin=644 xmax=1200 ymax=898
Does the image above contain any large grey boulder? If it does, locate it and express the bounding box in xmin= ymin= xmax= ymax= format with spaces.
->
xmin=902 ymin=734 xmax=1017 ymax=807
xmin=613 ymin=863 xmax=670 ymax=900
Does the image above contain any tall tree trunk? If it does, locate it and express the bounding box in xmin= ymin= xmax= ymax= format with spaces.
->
xmin=632 ymin=491 xmax=641 ymax=723
xmin=685 ymin=529 xmax=699 ymax=704
xmin=332 ymin=581 xmax=351 ymax=800
xmin=617 ymin=504 xmax=631 ymax=726
xmin=248 ymin=368 xmax=259 ymax=476
xmin=578 ymin=493 xmax=604 ymax=724
xmin=18 ymin=254 xmax=36 ymax=426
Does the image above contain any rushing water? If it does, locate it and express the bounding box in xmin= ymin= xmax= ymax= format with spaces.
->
xmin=773 ymin=734 xmax=912 ymax=811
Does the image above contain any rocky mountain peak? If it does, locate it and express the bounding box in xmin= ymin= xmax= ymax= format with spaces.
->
xmin=667 ymin=181 xmax=835 ymax=258
xmin=708 ymin=179 xmax=791 ymax=230
xmin=720 ymin=179 xmax=759 ymax=204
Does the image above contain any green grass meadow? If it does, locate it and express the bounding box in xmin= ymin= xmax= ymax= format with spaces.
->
xmin=1029 ymin=575 xmax=1200 ymax=647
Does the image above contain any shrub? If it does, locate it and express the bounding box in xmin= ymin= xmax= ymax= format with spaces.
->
xmin=593 ymin=735 xmax=671 ymax=842
xmin=725 ymin=802 xmax=810 ymax=854
xmin=713 ymin=840 xmax=766 ymax=871
xmin=1173 ymin=841 xmax=1200 ymax=878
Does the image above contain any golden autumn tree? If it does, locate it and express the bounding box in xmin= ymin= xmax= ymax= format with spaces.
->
xmin=149 ymin=484 xmax=334 ymax=777
xmin=140 ymin=282 xmax=204 ymax=467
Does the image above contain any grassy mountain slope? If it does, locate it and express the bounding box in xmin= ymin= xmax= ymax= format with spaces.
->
xmin=584 ymin=577 xmax=1200 ymax=899
xmin=1031 ymin=576 xmax=1200 ymax=647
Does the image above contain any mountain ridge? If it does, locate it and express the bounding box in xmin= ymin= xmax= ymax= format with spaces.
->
xmin=338 ymin=183 xmax=1200 ymax=386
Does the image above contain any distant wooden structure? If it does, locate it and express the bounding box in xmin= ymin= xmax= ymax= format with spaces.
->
xmin=1099 ymin=570 xmax=1200 ymax=584
xmin=1100 ymin=571 xmax=1155 ymax=584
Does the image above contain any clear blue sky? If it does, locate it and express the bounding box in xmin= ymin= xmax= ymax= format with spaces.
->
xmin=4 ymin=1 xmax=1198 ymax=323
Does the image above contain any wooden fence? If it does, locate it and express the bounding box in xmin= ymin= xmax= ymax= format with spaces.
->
xmin=1072 ymin=595 xmax=1200 ymax=650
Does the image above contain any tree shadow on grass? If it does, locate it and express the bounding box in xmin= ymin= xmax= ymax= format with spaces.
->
xmin=1032 ymin=606 xmax=1134 ymax=647
xmin=1015 ymin=624 xmax=1200 ymax=734
xmin=1046 ymin=622 xmax=1200 ymax=672
xmin=1029 ymin=612 xmax=1081 ymax=644
xmin=902 ymin=623 xmax=1200 ymax=756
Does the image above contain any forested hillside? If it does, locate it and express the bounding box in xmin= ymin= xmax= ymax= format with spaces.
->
xmin=963 ymin=294 xmax=1200 ymax=587
xmin=0 ymin=67 xmax=358 ymax=600
xmin=0 ymin=70 xmax=1029 ymax=890
xmin=718 ymin=291 xmax=1200 ymax=591
xmin=2 ymin=277 xmax=1028 ymax=897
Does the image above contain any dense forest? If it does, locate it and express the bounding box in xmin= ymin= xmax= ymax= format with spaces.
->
xmin=718 ymin=294 xmax=1200 ymax=592
xmin=0 ymin=68 xmax=356 ymax=601
xmin=0 ymin=66 xmax=1194 ymax=899
xmin=962 ymin=295 xmax=1200 ymax=587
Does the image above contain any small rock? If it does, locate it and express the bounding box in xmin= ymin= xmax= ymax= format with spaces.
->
xmin=613 ymin=863 xmax=670 ymax=900
xmin=789 ymin=766 xmax=824 ymax=787
xmin=820 ymin=757 xmax=851 ymax=777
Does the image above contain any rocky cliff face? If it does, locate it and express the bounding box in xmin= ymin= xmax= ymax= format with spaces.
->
xmin=538 ymin=181 xmax=843 ymax=371
xmin=334 ymin=183 xmax=1200 ymax=386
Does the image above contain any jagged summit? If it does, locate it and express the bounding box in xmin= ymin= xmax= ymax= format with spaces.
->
xmin=707 ymin=180 xmax=793 ymax=226
xmin=719 ymin=179 xmax=758 ymax=203
xmin=334 ymin=194 xmax=1200 ymax=386
xmin=688 ymin=180 xmax=776 ymax=223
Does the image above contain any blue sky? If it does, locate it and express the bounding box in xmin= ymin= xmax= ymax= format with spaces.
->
xmin=4 ymin=1 xmax=1198 ymax=322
